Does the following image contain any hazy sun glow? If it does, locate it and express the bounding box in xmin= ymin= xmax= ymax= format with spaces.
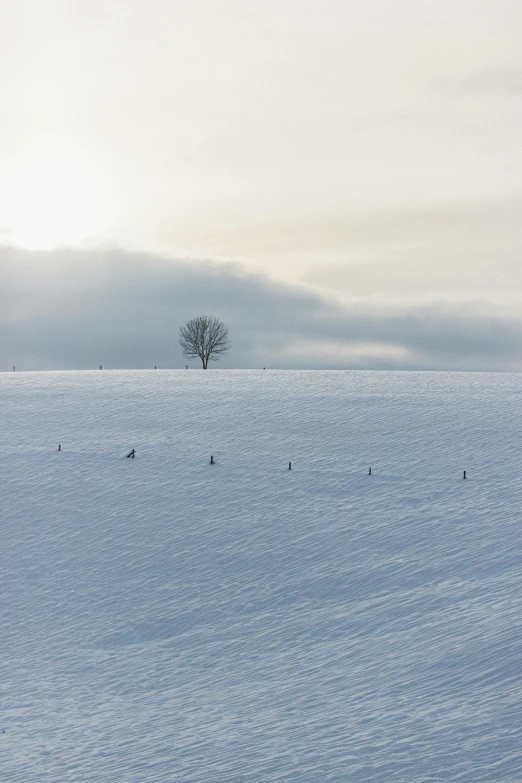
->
xmin=1 ymin=160 xmax=103 ymax=251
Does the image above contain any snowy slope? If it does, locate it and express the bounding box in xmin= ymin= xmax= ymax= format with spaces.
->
xmin=1 ymin=370 xmax=521 ymax=782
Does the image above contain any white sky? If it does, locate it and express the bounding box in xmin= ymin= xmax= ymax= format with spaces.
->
xmin=1 ymin=0 xmax=521 ymax=307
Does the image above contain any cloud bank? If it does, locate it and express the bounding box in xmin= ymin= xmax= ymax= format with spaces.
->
xmin=1 ymin=245 xmax=522 ymax=372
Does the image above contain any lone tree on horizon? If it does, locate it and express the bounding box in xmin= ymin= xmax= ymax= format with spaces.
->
xmin=178 ymin=315 xmax=231 ymax=369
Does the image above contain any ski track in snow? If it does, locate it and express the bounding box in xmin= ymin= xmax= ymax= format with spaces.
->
xmin=1 ymin=370 xmax=521 ymax=782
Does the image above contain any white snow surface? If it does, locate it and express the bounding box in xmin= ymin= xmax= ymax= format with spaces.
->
xmin=1 ymin=370 xmax=521 ymax=782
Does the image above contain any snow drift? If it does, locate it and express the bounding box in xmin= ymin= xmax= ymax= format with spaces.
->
xmin=1 ymin=370 xmax=521 ymax=782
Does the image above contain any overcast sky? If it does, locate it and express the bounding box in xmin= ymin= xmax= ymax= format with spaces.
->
xmin=1 ymin=1 xmax=521 ymax=370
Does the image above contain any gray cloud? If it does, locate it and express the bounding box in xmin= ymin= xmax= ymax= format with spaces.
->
xmin=1 ymin=245 xmax=522 ymax=372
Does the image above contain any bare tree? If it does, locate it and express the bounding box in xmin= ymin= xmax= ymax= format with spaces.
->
xmin=178 ymin=315 xmax=230 ymax=369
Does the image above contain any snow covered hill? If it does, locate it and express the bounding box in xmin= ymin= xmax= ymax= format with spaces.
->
xmin=1 ymin=370 xmax=521 ymax=782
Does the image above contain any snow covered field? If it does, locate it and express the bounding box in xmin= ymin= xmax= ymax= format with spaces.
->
xmin=1 ymin=370 xmax=521 ymax=782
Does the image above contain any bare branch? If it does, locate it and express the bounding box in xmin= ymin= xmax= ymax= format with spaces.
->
xmin=178 ymin=315 xmax=231 ymax=369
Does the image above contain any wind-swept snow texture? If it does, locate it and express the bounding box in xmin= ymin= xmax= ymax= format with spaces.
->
xmin=1 ymin=370 xmax=521 ymax=782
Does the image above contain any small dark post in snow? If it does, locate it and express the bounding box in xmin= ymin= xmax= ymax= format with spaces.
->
xmin=186 ymin=365 xmax=188 ymax=369
xmin=127 ymin=449 xmax=135 ymax=458
xmin=13 ymin=366 xmax=15 ymax=372
xmin=289 ymin=461 xmax=292 ymax=470
xmin=210 ymin=455 xmax=215 ymax=465
xmin=369 ymin=467 xmax=372 ymax=475
xmin=100 ymin=365 xmax=102 ymax=370
xmin=463 ymin=470 xmax=466 ymax=479
xmin=155 ymin=365 xmax=157 ymax=369
xmin=58 ymin=444 xmax=61 ymax=451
